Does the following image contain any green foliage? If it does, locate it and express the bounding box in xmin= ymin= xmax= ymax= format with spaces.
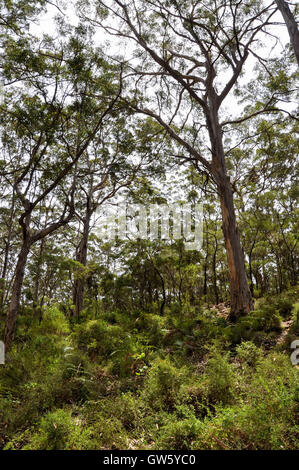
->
xmin=17 ymin=409 xmax=94 ymax=450
xmin=251 ymin=304 xmax=282 ymax=332
xmin=1 ymin=291 xmax=298 ymax=450
xmin=204 ymin=348 xmax=236 ymax=405
xmin=291 ymin=303 xmax=299 ymax=334
xmin=142 ymin=357 xmax=189 ymax=411
xmin=35 ymin=306 xmax=70 ymax=336
xmin=72 ymin=319 xmax=138 ymax=376
xmin=0 ymin=0 xmax=298 ymax=453
xmin=135 ymin=313 xmax=167 ymax=346
xmin=236 ymin=341 xmax=263 ymax=368
xmin=155 ymin=417 xmax=203 ymax=450
xmin=228 ymin=300 xmax=283 ymax=346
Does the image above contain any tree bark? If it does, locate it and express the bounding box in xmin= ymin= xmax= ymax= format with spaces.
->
xmin=4 ymin=236 xmax=31 ymax=349
xmin=275 ymin=0 xmax=299 ymax=66
xmin=4 ymin=196 xmax=74 ymax=348
xmin=207 ymin=103 xmax=253 ymax=321
xmin=212 ymin=235 xmax=219 ymax=305
xmin=33 ymin=238 xmax=46 ymax=319
xmin=219 ymin=180 xmax=253 ymax=320
xmin=72 ymin=205 xmax=91 ymax=318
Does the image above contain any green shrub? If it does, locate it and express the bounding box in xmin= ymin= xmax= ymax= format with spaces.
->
xmin=72 ymin=319 xmax=137 ymax=376
xmin=35 ymin=306 xmax=70 ymax=335
xmin=82 ymin=405 xmax=128 ymax=449
xmin=135 ymin=313 xmax=167 ymax=345
xmin=228 ymin=303 xmax=282 ymax=345
xmin=156 ymin=417 xmax=203 ymax=449
xmin=291 ymin=303 xmax=299 ymax=334
xmin=192 ymin=352 xmax=299 ymax=450
xmin=6 ymin=409 xmax=94 ymax=450
xmin=274 ymin=295 xmax=293 ymax=318
xmin=251 ymin=305 xmax=282 ymax=332
xmin=142 ymin=357 xmax=189 ymax=411
xmin=236 ymin=341 xmax=263 ymax=368
xmin=204 ymin=348 xmax=236 ymax=405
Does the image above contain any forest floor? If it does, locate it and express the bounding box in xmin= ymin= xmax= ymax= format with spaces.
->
xmin=0 ymin=288 xmax=298 ymax=450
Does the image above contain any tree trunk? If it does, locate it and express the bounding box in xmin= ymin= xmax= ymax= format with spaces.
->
xmin=72 ymin=208 xmax=91 ymax=318
xmin=219 ymin=180 xmax=253 ymax=320
xmin=0 ymin=190 xmax=16 ymax=311
xmin=248 ymin=238 xmax=257 ymax=295
xmin=4 ymin=237 xmax=31 ymax=349
xmin=275 ymin=0 xmax=299 ymax=66
xmin=203 ymin=222 xmax=208 ymax=298
xmin=33 ymin=238 xmax=46 ymax=318
xmin=212 ymin=235 xmax=219 ymax=304
xmin=207 ymin=102 xmax=253 ymax=321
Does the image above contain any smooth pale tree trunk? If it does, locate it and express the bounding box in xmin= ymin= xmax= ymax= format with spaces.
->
xmin=4 ymin=236 xmax=31 ymax=348
xmin=275 ymin=0 xmax=299 ymax=66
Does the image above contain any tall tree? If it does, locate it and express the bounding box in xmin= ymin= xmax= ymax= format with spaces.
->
xmin=81 ymin=0 xmax=281 ymax=319
xmin=0 ymin=26 xmax=123 ymax=348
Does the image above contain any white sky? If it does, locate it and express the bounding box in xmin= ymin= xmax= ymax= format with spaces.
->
xmin=30 ymin=1 xmax=293 ymax=115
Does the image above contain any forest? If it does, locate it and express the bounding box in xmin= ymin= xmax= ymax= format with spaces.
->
xmin=0 ymin=0 xmax=298 ymax=452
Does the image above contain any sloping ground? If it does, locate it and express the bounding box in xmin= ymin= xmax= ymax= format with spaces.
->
xmin=212 ymin=302 xmax=230 ymax=318
xmin=277 ymin=319 xmax=294 ymax=345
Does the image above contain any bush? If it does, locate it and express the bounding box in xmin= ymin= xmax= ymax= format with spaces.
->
xmin=1 ymin=291 xmax=298 ymax=451
xmin=6 ymin=409 xmax=94 ymax=450
xmin=192 ymin=352 xmax=299 ymax=450
xmin=135 ymin=313 xmax=166 ymax=346
xmin=142 ymin=357 xmax=189 ymax=411
xmin=251 ymin=304 xmax=282 ymax=332
xmin=236 ymin=341 xmax=263 ymax=368
xmin=291 ymin=303 xmax=299 ymax=334
xmin=228 ymin=303 xmax=282 ymax=345
xmin=81 ymin=404 xmax=128 ymax=449
xmin=274 ymin=295 xmax=293 ymax=318
xmin=35 ymin=306 xmax=70 ymax=336
xmin=156 ymin=417 xmax=203 ymax=449
xmin=72 ymin=319 xmax=137 ymax=376
xmin=204 ymin=348 xmax=236 ymax=405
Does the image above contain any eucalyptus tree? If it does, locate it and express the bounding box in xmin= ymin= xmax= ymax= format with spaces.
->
xmin=0 ymin=0 xmax=46 ymax=34
xmin=0 ymin=25 xmax=123 ymax=348
xmin=275 ymin=0 xmax=299 ymax=66
xmin=79 ymin=0 xmax=287 ymax=319
xmin=71 ymin=116 xmax=164 ymax=318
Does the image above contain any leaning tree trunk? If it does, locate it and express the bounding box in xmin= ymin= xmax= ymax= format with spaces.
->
xmin=4 ymin=236 xmax=31 ymax=349
xmin=275 ymin=0 xmax=299 ymax=66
